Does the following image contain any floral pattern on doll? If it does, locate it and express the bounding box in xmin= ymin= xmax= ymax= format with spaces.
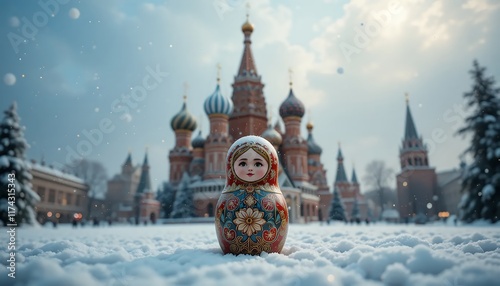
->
xmin=215 ymin=136 xmax=288 ymax=255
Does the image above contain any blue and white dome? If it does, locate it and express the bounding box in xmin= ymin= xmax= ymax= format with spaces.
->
xmin=204 ymin=84 xmax=233 ymax=116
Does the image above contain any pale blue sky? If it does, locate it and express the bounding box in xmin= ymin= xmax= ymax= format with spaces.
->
xmin=1 ymin=0 xmax=499 ymax=192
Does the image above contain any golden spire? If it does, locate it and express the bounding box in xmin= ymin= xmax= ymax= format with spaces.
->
xmin=288 ymin=67 xmax=293 ymax=88
xmin=306 ymin=108 xmax=313 ymax=131
xmin=242 ymin=2 xmax=254 ymax=33
xmin=405 ymin=92 xmax=409 ymax=105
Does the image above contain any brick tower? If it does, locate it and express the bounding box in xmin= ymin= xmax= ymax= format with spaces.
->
xmin=396 ymin=95 xmax=439 ymax=222
xmin=168 ymin=96 xmax=197 ymax=185
xmin=228 ymin=13 xmax=268 ymax=140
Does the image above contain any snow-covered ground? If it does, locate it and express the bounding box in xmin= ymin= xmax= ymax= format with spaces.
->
xmin=1 ymin=222 xmax=500 ymax=286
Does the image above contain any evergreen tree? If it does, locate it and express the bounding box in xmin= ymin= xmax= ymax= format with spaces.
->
xmin=0 ymin=102 xmax=40 ymax=226
xmin=458 ymin=60 xmax=500 ymax=223
xmin=171 ymin=172 xmax=194 ymax=218
xmin=329 ymin=187 xmax=346 ymax=221
xmin=157 ymin=181 xmax=176 ymax=218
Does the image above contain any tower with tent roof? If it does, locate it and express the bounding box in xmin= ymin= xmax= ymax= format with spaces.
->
xmin=133 ymin=151 xmax=160 ymax=224
xmin=329 ymin=144 xmax=368 ymax=222
xmin=396 ymin=95 xmax=440 ymax=222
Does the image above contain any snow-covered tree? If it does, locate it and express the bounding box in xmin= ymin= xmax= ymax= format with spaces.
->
xmin=363 ymin=160 xmax=393 ymax=216
xmin=329 ymin=187 xmax=346 ymax=221
xmin=458 ymin=60 xmax=500 ymax=223
xmin=157 ymin=181 xmax=176 ymax=218
xmin=0 ymin=102 xmax=40 ymax=226
xmin=171 ymin=172 xmax=194 ymax=218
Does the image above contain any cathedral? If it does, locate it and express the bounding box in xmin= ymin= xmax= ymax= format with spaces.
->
xmin=166 ymin=15 xmax=368 ymax=223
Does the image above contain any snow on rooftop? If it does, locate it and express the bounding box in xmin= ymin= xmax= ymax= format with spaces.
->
xmin=29 ymin=162 xmax=85 ymax=184
xmin=1 ymin=222 xmax=499 ymax=285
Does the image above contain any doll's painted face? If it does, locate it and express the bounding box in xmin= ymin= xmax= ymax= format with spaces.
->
xmin=233 ymin=148 xmax=269 ymax=182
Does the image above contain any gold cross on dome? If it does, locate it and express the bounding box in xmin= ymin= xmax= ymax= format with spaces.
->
xmin=288 ymin=68 xmax=293 ymax=87
xmin=217 ymin=63 xmax=221 ymax=83
xmin=246 ymin=2 xmax=251 ymax=18
xmin=405 ymin=92 xmax=409 ymax=105
xmin=183 ymin=82 xmax=189 ymax=98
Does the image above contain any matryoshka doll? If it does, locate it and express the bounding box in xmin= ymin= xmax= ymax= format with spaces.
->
xmin=215 ymin=135 xmax=288 ymax=255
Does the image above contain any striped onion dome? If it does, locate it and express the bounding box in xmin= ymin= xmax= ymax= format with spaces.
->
xmin=279 ymin=88 xmax=305 ymax=119
xmin=261 ymin=124 xmax=282 ymax=146
xmin=204 ymin=84 xmax=233 ymax=116
xmin=170 ymin=102 xmax=197 ymax=131
xmin=191 ymin=130 xmax=205 ymax=148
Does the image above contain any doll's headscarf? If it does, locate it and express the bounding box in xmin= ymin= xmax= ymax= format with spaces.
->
xmin=224 ymin=136 xmax=279 ymax=191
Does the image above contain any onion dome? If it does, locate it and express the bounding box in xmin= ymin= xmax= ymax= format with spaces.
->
xmin=191 ymin=131 xmax=205 ymax=149
xmin=242 ymin=17 xmax=254 ymax=33
xmin=306 ymin=122 xmax=322 ymax=155
xmin=279 ymin=88 xmax=305 ymax=118
xmin=261 ymin=124 xmax=282 ymax=146
xmin=204 ymin=84 xmax=233 ymax=116
xmin=170 ymin=101 xmax=197 ymax=131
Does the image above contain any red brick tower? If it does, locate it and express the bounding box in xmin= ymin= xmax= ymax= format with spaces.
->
xmin=203 ymin=71 xmax=233 ymax=180
xmin=228 ymin=13 xmax=268 ymax=140
xmin=279 ymin=80 xmax=309 ymax=183
xmin=396 ymin=95 xmax=439 ymax=222
xmin=169 ymin=96 xmax=197 ymax=185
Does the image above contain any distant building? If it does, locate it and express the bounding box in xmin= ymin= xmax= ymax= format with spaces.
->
xmin=329 ymin=146 xmax=369 ymax=222
xmin=106 ymin=153 xmax=142 ymax=221
xmin=133 ymin=152 xmax=160 ymax=224
xmin=396 ymin=97 xmax=441 ymax=222
xmin=107 ymin=152 xmax=160 ymax=223
xmin=31 ymin=161 xmax=89 ymax=224
xmin=437 ymin=166 xmax=464 ymax=217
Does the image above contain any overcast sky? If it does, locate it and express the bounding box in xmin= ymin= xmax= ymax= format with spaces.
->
xmin=1 ymin=0 xmax=499 ymax=193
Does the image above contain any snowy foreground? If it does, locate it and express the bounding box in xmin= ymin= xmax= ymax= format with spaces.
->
xmin=1 ymin=222 xmax=500 ymax=286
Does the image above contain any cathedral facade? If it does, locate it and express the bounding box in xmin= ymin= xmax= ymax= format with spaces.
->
xmin=166 ymin=15 xmax=366 ymax=223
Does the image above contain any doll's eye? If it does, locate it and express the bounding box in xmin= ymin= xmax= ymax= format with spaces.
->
xmin=238 ymin=162 xmax=247 ymax=167
xmin=255 ymin=162 xmax=263 ymax=167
